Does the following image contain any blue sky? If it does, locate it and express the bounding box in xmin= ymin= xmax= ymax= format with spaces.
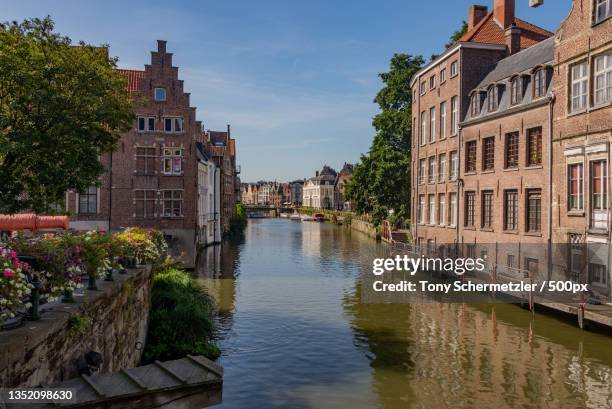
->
xmin=5 ymin=0 xmax=571 ymax=182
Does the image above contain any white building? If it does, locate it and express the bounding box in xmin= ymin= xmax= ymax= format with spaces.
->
xmin=196 ymin=142 xmax=221 ymax=246
xmin=302 ymin=166 xmax=337 ymax=210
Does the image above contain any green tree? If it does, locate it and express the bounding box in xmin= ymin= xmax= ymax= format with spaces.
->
xmin=0 ymin=17 xmax=134 ymax=213
xmin=346 ymin=53 xmax=423 ymax=226
xmin=445 ymin=20 xmax=468 ymax=49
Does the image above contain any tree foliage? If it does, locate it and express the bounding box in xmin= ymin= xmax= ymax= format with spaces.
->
xmin=445 ymin=20 xmax=468 ymax=49
xmin=0 ymin=17 xmax=134 ymax=213
xmin=345 ymin=54 xmax=423 ymax=226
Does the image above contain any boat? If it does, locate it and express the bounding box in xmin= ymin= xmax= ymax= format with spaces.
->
xmin=301 ymin=214 xmax=315 ymax=221
xmin=279 ymin=213 xmax=290 ymax=218
xmin=248 ymin=211 xmax=266 ymax=219
xmin=313 ymin=213 xmax=326 ymax=222
xmin=290 ymin=212 xmax=301 ymax=221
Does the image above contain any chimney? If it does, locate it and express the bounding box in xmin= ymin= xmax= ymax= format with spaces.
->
xmin=227 ymin=124 xmax=231 ymax=137
xmin=505 ymin=24 xmax=522 ymax=55
xmin=316 ymin=171 xmax=319 ymax=177
xmin=157 ymin=40 xmax=167 ymax=53
xmin=468 ymin=5 xmax=488 ymax=31
xmin=493 ymin=0 xmax=515 ymax=29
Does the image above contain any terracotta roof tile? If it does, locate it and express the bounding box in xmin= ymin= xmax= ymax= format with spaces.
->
xmin=459 ymin=13 xmax=552 ymax=49
xmin=115 ymin=69 xmax=145 ymax=93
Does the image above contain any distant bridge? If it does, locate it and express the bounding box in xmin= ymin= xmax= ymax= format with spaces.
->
xmin=244 ymin=205 xmax=294 ymax=218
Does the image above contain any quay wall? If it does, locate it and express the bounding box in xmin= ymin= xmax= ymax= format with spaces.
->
xmin=0 ymin=266 xmax=152 ymax=387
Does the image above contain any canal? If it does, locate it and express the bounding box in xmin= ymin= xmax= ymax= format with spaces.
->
xmin=195 ymin=219 xmax=612 ymax=409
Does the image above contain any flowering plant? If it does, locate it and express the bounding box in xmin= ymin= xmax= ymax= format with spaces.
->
xmin=0 ymin=247 xmax=33 ymax=321
xmin=114 ymin=228 xmax=166 ymax=264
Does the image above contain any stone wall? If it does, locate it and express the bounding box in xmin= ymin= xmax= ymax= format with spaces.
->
xmin=0 ymin=266 xmax=152 ymax=387
xmin=349 ymin=219 xmax=380 ymax=241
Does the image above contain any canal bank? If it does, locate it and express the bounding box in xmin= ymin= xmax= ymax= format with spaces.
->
xmin=195 ymin=219 xmax=612 ymax=409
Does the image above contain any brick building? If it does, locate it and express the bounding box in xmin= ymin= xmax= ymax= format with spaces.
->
xmin=411 ymin=0 xmax=552 ymax=252
xmin=208 ymin=127 xmax=238 ymax=234
xmin=67 ymin=40 xmax=236 ymax=265
xmin=551 ymin=0 xmax=611 ymax=296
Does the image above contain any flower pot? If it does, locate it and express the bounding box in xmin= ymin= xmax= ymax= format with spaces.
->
xmin=61 ymin=289 xmax=75 ymax=303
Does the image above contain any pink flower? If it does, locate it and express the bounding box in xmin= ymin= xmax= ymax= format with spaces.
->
xmin=75 ymin=245 xmax=81 ymax=253
xmin=3 ymin=269 xmax=15 ymax=278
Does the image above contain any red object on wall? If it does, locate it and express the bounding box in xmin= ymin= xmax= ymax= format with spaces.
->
xmin=0 ymin=214 xmax=69 ymax=232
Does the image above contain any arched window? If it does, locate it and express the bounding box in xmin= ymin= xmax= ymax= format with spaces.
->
xmin=487 ymin=86 xmax=498 ymax=112
xmin=533 ymin=68 xmax=547 ymax=98
xmin=510 ymin=76 xmax=522 ymax=105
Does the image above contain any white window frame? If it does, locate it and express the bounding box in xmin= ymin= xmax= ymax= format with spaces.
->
xmin=78 ymin=186 xmax=98 ymax=214
xmin=450 ymin=151 xmax=458 ymax=181
xmin=570 ymin=61 xmax=588 ymax=112
xmin=449 ymin=192 xmax=457 ymax=227
xmin=430 ymin=75 xmax=436 ymax=89
xmin=428 ymin=156 xmax=436 ymax=184
xmin=440 ymin=101 xmax=447 ymax=139
xmin=568 ymin=163 xmax=584 ymax=211
xmin=595 ymin=0 xmax=611 ymax=24
xmin=450 ymin=61 xmax=458 ymax=77
xmin=438 ymin=194 xmax=446 ymax=226
xmin=162 ymin=148 xmax=184 ymax=175
xmin=137 ymin=116 xmax=156 ymax=132
xmin=429 ymin=106 xmax=436 ymax=143
xmin=163 ymin=117 xmax=184 ymax=134
xmin=418 ymin=195 xmax=426 ymax=224
xmin=162 ymin=189 xmax=184 ymax=218
xmin=440 ymin=68 xmax=447 ymax=84
xmin=594 ymin=52 xmax=612 ymax=105
xmin=420 ymin=111 xmax=427 ymax=145
xmin=451 ymin=96 xmax=458 ymax=135
xmin=154 ymin=87 xmax=166 ymax=101
xmin=439 ymin=153 xmax=446 ymax=182
xmin=428 ymin=194 xmax=436 ymax=225
xmin=419 ymin=159 xmax=426 ymax=185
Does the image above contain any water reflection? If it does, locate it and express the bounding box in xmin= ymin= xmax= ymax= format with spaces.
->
xmin=195 ymin=219 xmax=612 ymax=409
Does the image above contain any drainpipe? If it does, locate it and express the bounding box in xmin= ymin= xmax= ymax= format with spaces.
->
xmin=108 ymin=151 xmax=113 ymax=232
xmin=457 ymin=125 xmax=462 ymax=252
xmin=547 ymin=92 xmax=555 ymax=280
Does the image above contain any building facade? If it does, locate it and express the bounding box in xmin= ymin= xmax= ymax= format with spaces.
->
xmin=67 ymin=40 xmax=236 ymax=265
xmin=335 ymin=163 xmax=354 ymax=211
xmin=290 ymin=180 xmax=304 ymax=206
xmin=303 ymin=166 xmax=337 ymax=209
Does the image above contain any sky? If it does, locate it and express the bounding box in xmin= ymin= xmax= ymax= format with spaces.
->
xmin=4 ymin=0 xmax=571 ymax=182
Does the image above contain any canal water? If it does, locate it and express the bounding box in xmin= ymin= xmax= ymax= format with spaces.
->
xmin=195 ymin=219 xmax=612 ymax=409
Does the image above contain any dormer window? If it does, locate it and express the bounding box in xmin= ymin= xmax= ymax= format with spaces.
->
xmin=533 ymin=69 xmax=547 ymax=98
xmin=487 ymin=86 xmax=499 ymax=112
xmin=471 ymin=93 xmax=480 ymax=117
xmin=510 ymin=76 xmax=523 ymax=106
xmin=154 ymin=87 xmax=166 ymax=101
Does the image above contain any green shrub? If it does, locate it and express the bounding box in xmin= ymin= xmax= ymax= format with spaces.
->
xmin=142 ymin=267 xmax=220 ymax=363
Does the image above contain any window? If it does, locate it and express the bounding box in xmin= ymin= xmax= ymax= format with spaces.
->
xmin=440 ymin=101 xmax=447 ymax=139
xmin=504 ymin=190 xmax=519 ymax=231
xmin=482 ymin=137 xmax=495 ymax=171
xmin=449 ymin=193 xmax=457 ymax=227
xmin=505 ymin=132 xmax=519 ymax=168
xmin=430 ymin=75 xmax=436 ymax=89
xmin=429 ymin=194 xmax=436 ymax=225
xmin=420 ymin=111 xmax=427 ymax=145
xmin=526 ymin=189 xmax=542 ymax=233
xmin=482 ymin=191 xmax=493 ymax=229
xmin=137 ymin=116 xmax=156 ymax=132
xmin=135 ymin=190 xmax=156 ymax=218
xmin=487 ymin=86 xmax=499 ymax=112
xmin=450 ymin=151 xmax=458 ymax=180
xmin=533 ymin=69 xmax=547 ymax=98
xmin=451 ymin=96 xmax=458 ymax=134
xmin=571 ymin=62 xmax=588 ymax=112
xmin=451 ymin=61 xmax=458 ymax=77
xmin=471 ymin=93 xmax=480 ymax=117
xmin=440 ymin=68 xmax=447 ymax=83
xmin=429 ymin=106 xmax=436 ymax=142
xmin=595 ymin=0 xmax=611 ymax=23
xmin=136 ymin=146 xmax=156 ymax=174
xmin=465 ymin=141 xmax=477 ymax=173
xmin=439 ymin=153 xmax=446 ymax=182
xmin=510 ymin=76 xmax=522 ymax=105
xmin=438 ymin=194 xmax=446 ymax=226
xmin=78 ymin=186 xmax=97 ymax=214
xmin=428 ymin=156 xmax=436 ymax=184
xmin=418 ymin=195 xmax=426 ymax=224
xmin=419 ymin=158 xmax=426 ymax=184
xmin=507 ymin=254 xmax=516 ymax=269
xmin=526 ymin=127 xmax=542 ymax=166
xmin=420 ymin=81 xmax=427 ymax=95
xmin=164 ymin=117 xmax=184 ymax=133
xmin=154 ymin=87 xmax=166 ymax=101
xmin=162 ymin=190 xmax=183 ymax=217
xmin=590 ymin=160 xmax=608 ymax=228
xmin=465 ymin=191 xmax=475 ymax=227
xmin=589 ymin=263 xmax=607 ymax=286
xmin=525 ymin=258 xmax=539 ymax=276
xmin=162 ymin=148 xmax=183 ymax=175
xmin=568 ymin=163 xmax=584 ymax=211
xmin=594 ymin=52 xmax=612 ymax=105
